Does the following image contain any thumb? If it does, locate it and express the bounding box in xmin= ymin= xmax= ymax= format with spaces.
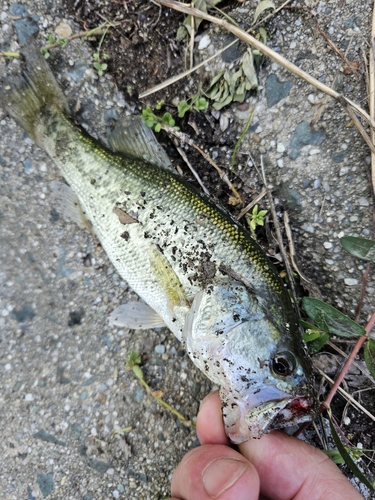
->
xmin=169 ymin=444 xmax=260 ymax=500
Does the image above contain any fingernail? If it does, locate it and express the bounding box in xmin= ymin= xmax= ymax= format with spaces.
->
xmin=202 ymin=457 xmax=249 ymax=498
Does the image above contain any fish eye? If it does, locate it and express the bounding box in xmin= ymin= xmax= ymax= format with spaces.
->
xmin=271 ymin=351 xmax=296 ymax=377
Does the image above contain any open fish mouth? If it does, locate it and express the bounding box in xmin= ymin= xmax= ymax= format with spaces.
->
xmin=227 ymin=394 xmax=317 ymax=444
xmin=269 ymin=395 xmax=317 ymax=430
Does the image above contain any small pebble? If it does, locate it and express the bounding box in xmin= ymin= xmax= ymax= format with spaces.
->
xmin=344 ymin=278 xmax=358 ymax=286
xmin=155 ymin=345 xmax=165 ymax=354
xmin=198 ymin=34 xmax=211 ymax=50
xmin=358 ymin=197 xmax=369 ymax=206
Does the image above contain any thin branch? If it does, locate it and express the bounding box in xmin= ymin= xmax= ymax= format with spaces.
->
xmin=259 ymin=157 xmax=300 ymax=318
xmin=162 ymin=124 xmax=243 ymax=203
xmin=235 ymin=188 xmax=267 ymax=220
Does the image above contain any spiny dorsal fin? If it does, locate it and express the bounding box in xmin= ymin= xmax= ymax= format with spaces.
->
xmin=108 ymin=115 xmax=174 ymax=171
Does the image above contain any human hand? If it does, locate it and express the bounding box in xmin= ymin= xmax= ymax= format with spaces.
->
xmin=168 ymin=391 xmax=363 ymax=500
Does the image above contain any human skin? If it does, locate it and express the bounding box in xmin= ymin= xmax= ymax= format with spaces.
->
xmin=168 ymin=391 xmax=363 ymax=500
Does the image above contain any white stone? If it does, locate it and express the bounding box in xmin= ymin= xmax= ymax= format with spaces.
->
xmin=198 ymin=35 xmax=211 ymax=50
xmin=307 ymin=94 xmax=315 ymax=104
xmin=25 ymin=394 xmax=34 ymax=401
xmin=219 ymin=114 xmax=229 ymax=132
xmin=276 ymin=143 xmax=285 ymax=153
xmin=323 ymin=242 xmax=333 ymax=249
xmin=344 ymin=278 xmax=358 ymax=286
xmin=358 ymin=197 xmax=369 ymax=206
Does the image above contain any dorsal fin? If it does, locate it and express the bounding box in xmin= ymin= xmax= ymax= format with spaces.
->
xmin=108 ymin=115 xmax=174 ymax=171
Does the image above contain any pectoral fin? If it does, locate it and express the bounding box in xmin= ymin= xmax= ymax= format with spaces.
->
xmin=108 ymin=302 xmax=166 ymax=329
xmin=148 ymin=245 xmax=188 ymax=311
xmin=50 ymin=180 xmax=93 ymax=232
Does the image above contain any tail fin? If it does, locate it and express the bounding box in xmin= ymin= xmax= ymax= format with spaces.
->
xmin=0 ymin=39 xmax=69 ymax=143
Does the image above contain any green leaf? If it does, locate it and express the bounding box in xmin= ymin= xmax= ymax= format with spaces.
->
xmin=323 ymin=448 xmax=346 ymax=465
xmin=364 ymin=338 xmax=375 ymax=379
xmin=257 ymin=27 xmax=268 ymax=44
xmin=340 ymin=236 xmax=375 ymax=263
xmin=176 ymin=24 xmax=188 ymax=42
xmin=253 ymin=0 xmax=276 ymax=23
xmin=299 ymin=320 xmax=317 ymax=330
xmin=194 ymin=97 xmax=209 ymax=111
xmin=132 ymin=365 xmax=144 ymax=380
xmin=241 ymin=49 xmax=258 ymax=89
xmin=302 ymin=297 xmax=366 ymax=338
xmin=213 ymin=94 xmax=233 ymax=110
xmin=40 ymin=47 xmax=50 ymax=59
xmin=206 ymin=70 xmax=226 ymax=95
xmin=328 ymin=410 xmax=374 ymax=491
xmin=305 ymin=332 xmax=329 ymax=354
xmin=162 ymin=112 xmax=175 ymax=127
xmin=46 ymin=33 xmax=55 ymax=44
xmin=154 ymin=123 xmax=162 ymax=133
xmin=127 ymin=350 xmax=141 ymax=367
xmin=302 ymin=332 xmax=321 ymax=342
xmin=178 ymin=100 xmax=191 ymax=118
xmin=58 ymin=37 xmax=67 ymax=46
xmin=142 ymin=107 xmax=154 ymax=120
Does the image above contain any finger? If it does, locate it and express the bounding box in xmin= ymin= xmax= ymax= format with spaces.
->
xmin=196 ymin=391 xmax=230 ymax=445
xmin=170 ymin=444 xmax=260 ymax=500
xmin=238 ymin=431 xmax=363 ymax=500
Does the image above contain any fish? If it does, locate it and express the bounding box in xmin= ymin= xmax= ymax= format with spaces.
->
xmin=0 ymin=41 xmax=317 ymax=443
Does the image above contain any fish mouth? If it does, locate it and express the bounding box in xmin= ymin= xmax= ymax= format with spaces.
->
xmin=226 ymin=394 xmax=316 ymax=444
xmin=268 ymin=395 xmax=316 ymax=431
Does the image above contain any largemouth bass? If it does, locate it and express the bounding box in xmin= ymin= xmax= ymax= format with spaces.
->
xmin=0 ymin=43 xmax=316 ymax=443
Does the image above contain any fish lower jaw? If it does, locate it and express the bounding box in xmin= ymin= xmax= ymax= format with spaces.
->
xmin=222 ymin=393 xmax=315 ymax=444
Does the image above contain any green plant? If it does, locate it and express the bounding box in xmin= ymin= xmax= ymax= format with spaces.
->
xmin=93 ymin=51 xmax=108 ymax=76
xmin=176 ymin=0 xmax=223 ymax=41
xmin=126 ymin=351 xmax=194 ymax=428
xmin=142 ymin=107 xmax=176 ymax=132
xmin=246 ymin=204 xmax=267 ymax=234
xmin=41 ymin=33 xmax=68 ymax=58
xmin=92 ymin=26 xmax=109 ymax=76
xmin=205 ymin=48 xmax=258 ymax=110
xmin=142 ymin=93 xmax=208 ymax=132
xmin=177 ymin=92 xmax=209 ymax=118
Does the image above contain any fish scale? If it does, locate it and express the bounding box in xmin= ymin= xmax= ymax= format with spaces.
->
xmin=0 ymin=41 xmax=317 ymax=443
